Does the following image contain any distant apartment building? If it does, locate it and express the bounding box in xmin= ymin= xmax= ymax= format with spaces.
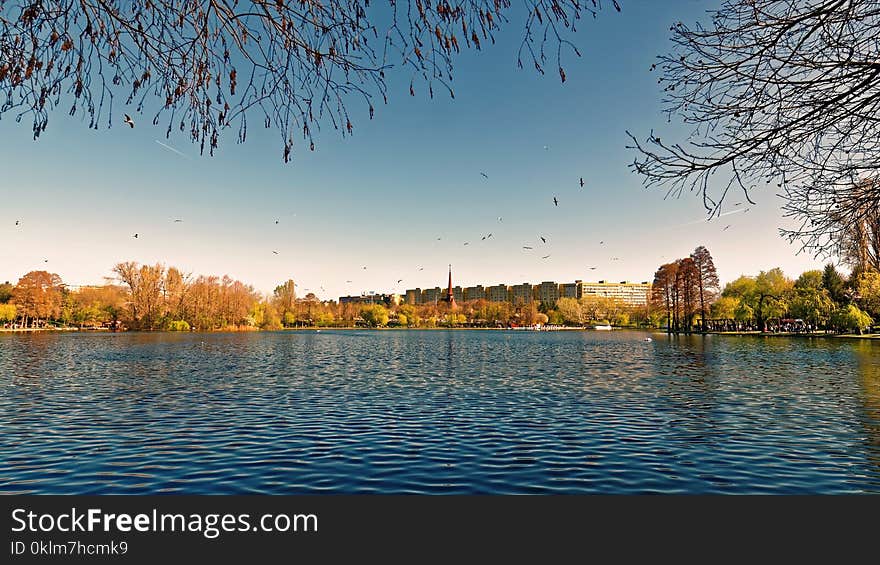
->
xmin=401 ymin=276 xmax=648 ymax=307
xmin=581 ymin=281 xmax=651 ymax=306
xmin=464 ymin=285 xmax=485 ymax=301
xmin=452 ymin=286 xmax=464 ymax=303
xmin=560 ymin=280 xmax=583 ymax=299
xmin=510 ymin=283 xmax=533 ymax=305
xmin=339 ymin=293 xmax=397 ymax=305
xmin=537 ymin=281 xmax=561 ymax=305
xmin=405 ymin=288 xmax=422 ymax=305
xmin=487 ymin=284 xmax=510 ymax=303
xmin=422 ymin=287 xmax=442 ymax=304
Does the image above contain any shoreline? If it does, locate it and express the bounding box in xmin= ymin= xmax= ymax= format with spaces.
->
xmin=3 ymin=326 xmax=879 ymax=340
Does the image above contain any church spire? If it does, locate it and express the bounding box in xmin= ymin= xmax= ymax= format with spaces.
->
xmin=445 ymin=264 xmax=457 ymax=308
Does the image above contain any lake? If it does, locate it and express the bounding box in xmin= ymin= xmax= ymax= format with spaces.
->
xmin=1 ymin=329 xmax=878 ymax=494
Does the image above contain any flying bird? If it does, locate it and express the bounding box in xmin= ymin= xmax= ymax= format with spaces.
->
xmin=418 ymin=267 xmax=424 ymax=271
xmin=543 ymin=145 xmax=550 ymax=151
xmin=480 ymin=172 xmax=489 ymax=179
xmin=272 ymin=250 xmax=279 ymax=254
xmin=362 ymin=266 xmax=367 ymax=270
xmin=43 ymin=258 xmax=48 ymax=263
xmin=611 ymin=257 xmax=621 ymax=261
xmin=463 ymin=242 xmax=469 ymax=246
xmin=123 ymin=114 xmax=135 ymax=128
xmin=735 ymin=202 xmax=742 ymax=206
xmin=723 ymin=225 xmax=731 ymax=231
xmin=579 ymin=177 xmax=585 ymax=188
xmin=541 ymin=254 xmax=551 ymax=259
xmin=481 ymin=235 xmax=487 ymax=240
xmin=172 ymin=219 xmax=183 ymax=223
xmin=588 ymin=266 xmax=598 ymax=270
xmin=397 ymin=279 xmax=403 ymax=283
xmin=553 ymin=197 xmax=559 ymax=206
xmin=523 ymin=246 xmax=533 ymax=250
xmin=486 ymin=233 xmax=492 ymax=239
xmin=540 ymin=236 xmax=547 ymax=243
xmin=346 ymin=280 xmax=352 ymax=283
xmin=599 ymin=241 xmax=604 ymax=245
xmin=436 ymin=237 xmax=442 ymax=241
xmin=275 ymin=219 xmax=279 ymax=224
xmin=497 ymin=217 xmax=503 ymax=222
xmin=133 ymin=233 xmax=138 ymax=238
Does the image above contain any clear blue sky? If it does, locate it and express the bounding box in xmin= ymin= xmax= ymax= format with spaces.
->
xmin=1 ymin=1 xmax=828 ymax=299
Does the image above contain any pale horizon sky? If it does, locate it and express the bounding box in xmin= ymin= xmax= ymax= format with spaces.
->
xmin=1 ymin=1 xmax=838 ymax=299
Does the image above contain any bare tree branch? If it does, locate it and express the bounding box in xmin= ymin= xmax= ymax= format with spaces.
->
xmin=628 ymin=0 xmax=880 ymax=261
xmin=0 ymin=0 xmax=619 ymax=161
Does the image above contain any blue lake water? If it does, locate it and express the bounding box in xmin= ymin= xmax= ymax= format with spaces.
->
xmin=1 ymin=329 xmax=878 ymax=494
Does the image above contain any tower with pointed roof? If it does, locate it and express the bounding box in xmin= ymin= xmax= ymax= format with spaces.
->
xmin=445 ymin=264 xmax=457 ymax=309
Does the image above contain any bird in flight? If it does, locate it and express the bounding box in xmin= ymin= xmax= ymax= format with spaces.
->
xmin=272 ymin=250 xmax=279 ymax=254
xmin=172 ymin=219 xmax=183 ymax=223
xmin=599 ymin=241 xmax=604 ymax=245
xmin=463 ymin=242 xmax=469 ymax=246
xmin=611 ymin=257 xmax=621 ymax=261
xmin=543 ymin=145 xmax=550 ymax=151
xmin=133 ymin=233 xmax=139 ymax=238
xmin=540 ymin=236 xmax=547 ymax=243
xmin=542 ymin=254 xmax=551 ymax=259
xmin=723 ymin=225 xmax=731 ymax=231
xmin=346 ymin=280 xmax=352 ymax=283
xmin=362 ymin=266 xmax=367 ymax=270
xmin=480 ymin=172 xmax=489 ymax=179
xmin=523 ymin=246 xmax=533 ymax=250
xmin=744 ymin=208 xmax=751 ymax=213
xmin=486 ymin=233 xmax=493 ymax=239
xmin=553 ymin=197 xmax=559 ymax=206
xmin=123 ymin=114 xmax=135 ymax=128
xmin=588 ymin=266 xmax=598 ymax=270
xmin=397 ymin=279 xmax=403 ymax=283
xmin=481 ymin=235 xmax=487 ymax=240
xmin=43 ymin=258 xmax=48 ymax=263
xmin=497 ymin=217 xmax=503 ymax=222
xmin=418 ymin=267 xmax=424 ymax=271
xmin=275 ymin=219 xmax=279 ymax=224
xmin=436 ymin=237 xmax=442 ymax=241
xmin=579 ymin=177 xmax=585 ymax=188
xmin=15 ymin=220 xmax=20 ymax=226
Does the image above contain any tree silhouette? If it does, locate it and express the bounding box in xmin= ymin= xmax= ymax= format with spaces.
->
xmin=1 ymin=0 xmax=619 ymax=161
xmin=629 ymin=0 xmax=880 ymax=260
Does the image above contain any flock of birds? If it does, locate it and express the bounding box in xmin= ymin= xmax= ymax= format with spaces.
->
xmin=10 ymin=119 xmax=749 ymax=293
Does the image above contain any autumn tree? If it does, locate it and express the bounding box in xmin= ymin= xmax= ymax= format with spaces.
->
xmin=1 ymin=1 xmax=620 ymax=162
xmin=360 ymin=304 xmax=389 ymax=327
xmin=0 ymin=281 xmax=13 ymax=303
xmin=675 ymin=257 xmax=700 ymax=332
xmin=273 ymin=279 xmax=297 ymax=324
xmin=651 ymin=262 xmax=677 ymax=332
xmin=629 ymin=0 xmax=880 ymax=259
xmin=752 ymin=268 xmax=793 ymax=330
xmin=114 ymin=262 xmax=166 ymax=329
xmin=690 ymin=246 xmax=719 ymax=331
xmin=11 ymin=270 xmax=63 ymax=327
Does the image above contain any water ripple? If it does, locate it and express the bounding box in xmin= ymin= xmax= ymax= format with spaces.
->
xmin=1 ymin=330 xmax=878 ymax=493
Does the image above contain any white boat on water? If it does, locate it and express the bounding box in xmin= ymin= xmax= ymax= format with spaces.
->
xmin=593 ymin=324 xmax=612 ymax=330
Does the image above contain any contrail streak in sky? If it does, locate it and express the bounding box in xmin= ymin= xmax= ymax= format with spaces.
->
xmin=155 ymin=139 xmax=191 ymax=160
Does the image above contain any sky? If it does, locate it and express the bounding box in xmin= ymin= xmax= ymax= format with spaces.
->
xmin=0 ymin=1 xmax=830 ymax=300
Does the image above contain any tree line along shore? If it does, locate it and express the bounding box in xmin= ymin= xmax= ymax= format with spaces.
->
xmin=0 ymin=247 xmax=874 ymax=335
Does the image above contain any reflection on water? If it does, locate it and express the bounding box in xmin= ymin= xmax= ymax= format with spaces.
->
xmin=0 ymin=330 xmax=878 ymax=494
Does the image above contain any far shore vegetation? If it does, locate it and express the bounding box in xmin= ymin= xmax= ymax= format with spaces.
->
xmin=0 ymin=244 xmax=876 ymax=337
